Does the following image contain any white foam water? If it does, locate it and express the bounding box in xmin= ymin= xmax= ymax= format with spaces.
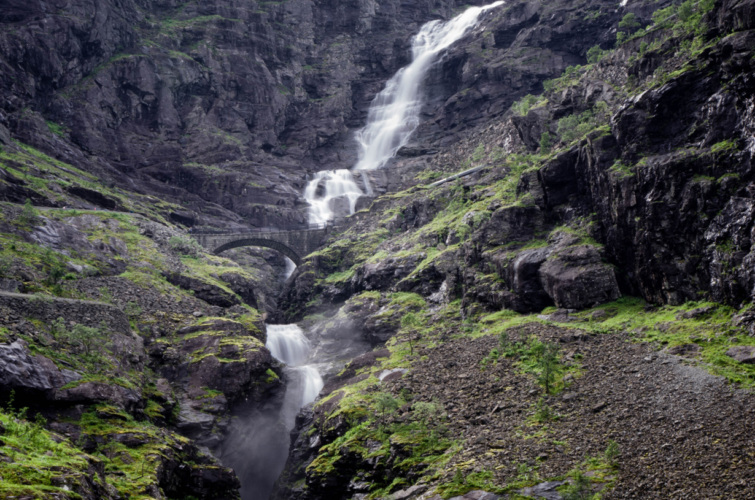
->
xmin=353 ymin=1 xmax=505 ymax=171
xmin=266 ymin=324 xmax=312 ymax=366
xmin=303 ymin=169 xmax=364 ymax=225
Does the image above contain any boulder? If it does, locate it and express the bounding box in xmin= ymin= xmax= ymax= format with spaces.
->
xmin=54 ymin=381 xmax=141 ymax=410
xmin=539 ymin=245 xmax=621 ymax=309
xmin=725 ymin=346 xmax=755 ymax=364
xmin=0 ymin=340 xmax=80 ymax=394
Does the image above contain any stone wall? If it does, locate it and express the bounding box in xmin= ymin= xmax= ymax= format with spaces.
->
xmin=0 ymin=291 xmax=130 ymax=336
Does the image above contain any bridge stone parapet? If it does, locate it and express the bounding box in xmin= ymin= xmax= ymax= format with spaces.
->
xmin=192 ymin=223 xmax=342 ymax=265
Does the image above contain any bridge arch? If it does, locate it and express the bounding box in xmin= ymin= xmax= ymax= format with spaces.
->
xmin=212 ymin=238 xmax=302 ymax=266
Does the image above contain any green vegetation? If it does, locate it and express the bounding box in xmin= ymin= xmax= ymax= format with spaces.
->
xmin=45 ymin=120 xmax=65 ymax=137
xmin=616 ymin=12 xmax=640 ymax=44
xmin=490 ymin=332 xmax=569 ymax=395
xmin=511 ymin=94 xmax=545 ymax=116
xmin=169 ymin=235 xmax=203 ymax=256
xmin=473 ymin=298 xmax=755 ymax=387
xmin=586 ymin=44 xmax=606 ymax=64
xmin=0 ymin=402 xmax=92 ymax=498
xmin=437 ymin=469 xmax=503 ymax=499
xmin=556 ymin=102 xmax=610 ymax=145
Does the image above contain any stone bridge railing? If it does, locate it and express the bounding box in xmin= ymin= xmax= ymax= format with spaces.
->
xmin=191 ymin=222 xmax=343 ymax=266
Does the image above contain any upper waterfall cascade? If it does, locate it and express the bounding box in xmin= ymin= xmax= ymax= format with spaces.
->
xmin=303 ymin=1 xmax=505 ymax=224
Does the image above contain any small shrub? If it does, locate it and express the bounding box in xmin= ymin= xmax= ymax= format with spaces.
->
xmin=411 ymin=401 xmax=443 ymax=425
xmin=0 ymin=254 xmax=13 ymax=277
xmin=532 ymin=397 xmax=559 ymax=423
xmin=168 ymin=235 xmax=202 ymax=256
xmin=512 ymin=94 xmax=542 ymax=116
xmin=604 ymin=440 xmax=620 ymax=468
xmin=97 ymin=286 xmax=114 ymax=303
xmin=561 ymin=470 xmax=593 ymax=500
xmin=586 ymin=45 xmax=605 ymax=64
xmin=537 ymin=342 xmax=562 ymax=395
xmin=18 ymin=199 xmax=39 ymax=227
xmin=124 ymin=301 xmax=142 ymax=318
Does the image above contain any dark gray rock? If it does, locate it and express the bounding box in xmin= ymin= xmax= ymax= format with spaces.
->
xmin=725 ymin=346 xmax=755 ymax=364
xmin=519 ymin=481 xmax=566 ymax=500
xmin=539 ymin=245 xmax=621 ymax=309
xmin=54 ymin=381 xmax=141 ymax=410
xmin=0 ymin=340 xmax=81 ymax=393
xmin=449 ymin=491 xmax=501 ymax=500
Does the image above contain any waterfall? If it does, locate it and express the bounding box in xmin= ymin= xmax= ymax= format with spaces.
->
xmin=265 ymin=324 xmax=324 ymax=412
xmin=266 ymin=324 xmax=312 ymax=366
xmin=283 ymin=257 xmax=296 ymax=280
xmin=302 ymin=1 xmax=505 ymax=223
xmin=222 ymin=324 xmax=323 ymax=500
xmin=303 ymin=169 xmax=364 ymax=225
xmin=354 ymin=0 xmax=505 ymax=171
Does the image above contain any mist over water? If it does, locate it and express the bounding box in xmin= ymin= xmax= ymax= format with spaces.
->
xmin=302 ymin=1 xmax=505 ymax=224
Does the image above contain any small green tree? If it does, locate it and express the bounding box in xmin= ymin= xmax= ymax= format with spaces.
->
xmin=586 ymin=45 xmax=604 ymax=64
xmin=604 ymin=440 xmax=620 ymax=468
xmin=616 ymin=12 xmax=640 ymax=45
xmin=400 ymin=312 xmax=421 ymax=355
xmin=18 ymin=199 xmax=39 ymax=226
xmin=562 ymin=470 xmax=592 ymax=500
xmin=50 ymin=317 xmax=66 ymax=340
xmin=618 ymin=12 xmax=640 ymax=31
xmin=537 ymin=342 xmax=562 ymax=395
xmin=539 ymin=132 xmax=553 ymax=153
xmin=374 ymin=392 xmax=399 ymax=425
xmin=557 ymin=114 xmax=581 ymax=143
xmin=68 ymin=324 xmax=103 ymax=356
xmin=678 ymin=0 xmax=695 ymax=21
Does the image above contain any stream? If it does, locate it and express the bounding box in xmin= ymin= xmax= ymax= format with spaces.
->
xmin=227 ymin=2 xmax=506 ymax=498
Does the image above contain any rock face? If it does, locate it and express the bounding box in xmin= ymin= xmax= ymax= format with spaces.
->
xmin=0 ymin=0 xmax=492 ymax=228
xmin=0 ymin=340 xmax=80 ymax=394
xmin=149 ymin=317 xmax=282 ymax=450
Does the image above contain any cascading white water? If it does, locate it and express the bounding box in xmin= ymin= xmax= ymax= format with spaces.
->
xmin=266 ymin=324 xmax=312 ymax=366
xmin=303 ymin=170 xmax=364 ymax=225
xmin=222 ymin=324 xmax=324 ymax=500
xmin=354 ymin=1 xmax=505 ymax=171
xmin=302 ymin=1 xmax=505 ymax=224
xmin=225 ymin=5 xmax=508 ymax=498
xmin=265 ymin=324 xmax=324 ymax=408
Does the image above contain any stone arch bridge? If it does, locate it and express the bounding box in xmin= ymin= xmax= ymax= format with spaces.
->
xmin=191 ymin=223 xmax=340 ymax=266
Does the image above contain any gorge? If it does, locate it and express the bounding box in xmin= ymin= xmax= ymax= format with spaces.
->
xmin=1 ymin=0 xmax=755 ymax=499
